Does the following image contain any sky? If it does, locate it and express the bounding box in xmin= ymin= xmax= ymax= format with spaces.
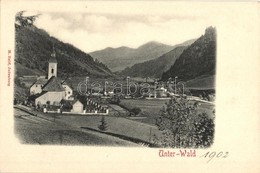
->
xmin=26 ymin=3 xmax=215 ymax=53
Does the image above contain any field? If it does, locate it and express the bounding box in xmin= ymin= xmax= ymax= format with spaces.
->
xmin=14 ymin=96 xmax=215 ymax=145
xmin=120 ymin=99 xmax=166 ymax=124
xmin=185 ymin=75 xmax=215 ymax=90
xmin=120 ymin=98 xmax=215 ymax=125
xmin=14 ymin=108 xmax=138 ymax=146
xmin=43 ymin=114 xmax=161 ymax=143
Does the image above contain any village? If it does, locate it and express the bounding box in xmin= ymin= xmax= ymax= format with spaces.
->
xmin=13 ymin=47 xmax=215 ymax=146
xmin=15 ymin=48 xmax=215 ymax=118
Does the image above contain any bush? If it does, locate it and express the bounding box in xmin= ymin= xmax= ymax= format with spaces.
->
xmin=130 ymin=107 xmax=141 ymax=116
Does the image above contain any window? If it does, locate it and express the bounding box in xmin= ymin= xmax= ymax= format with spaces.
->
xmin=68 ymin=91 xmax=71 ymax=94
xmin=36 ymin=85 xmax=37 ymax=87
xmin=51 ymin=69 xmax=54 ymax=74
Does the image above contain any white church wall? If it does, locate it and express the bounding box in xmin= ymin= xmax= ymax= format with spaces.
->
xmin=35 ymin=91 xmax=65 ymax=106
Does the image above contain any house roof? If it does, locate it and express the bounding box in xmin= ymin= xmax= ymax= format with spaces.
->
xmin=62 ymin=84 xmax=72 ymax=90
xmin=34 ymin=78 xmax=48 ymax=85
xmin=29 ymin=78 xmax=48 ymax=88
xmin=72 ymin=100 xmax=83 ymax=106
xmin=42 ymin=76 xmax=65 ymax=92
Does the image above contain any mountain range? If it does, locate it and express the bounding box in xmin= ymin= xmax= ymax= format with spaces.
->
xmin=119 ymin=46 xmax=188 ymax=78
xmin=15 ymin=25 xmax=113 ymax=78
xmin=119 ymin=27 xmax=216 ymax=90
xmin=15 ymin=21 xmax=216 ymax=90
xmin=89 ymin=40 xmax=195 ymax=72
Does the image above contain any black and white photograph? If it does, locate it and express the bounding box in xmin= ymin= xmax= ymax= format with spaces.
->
xmin=14 ymin=9 xmax=216 ymax=148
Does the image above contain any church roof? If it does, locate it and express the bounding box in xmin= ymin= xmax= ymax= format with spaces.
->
xmin=35 ymin=91 xmax=48 ymax=99
xmin=42 ymin=76 xmax=65 ymax=92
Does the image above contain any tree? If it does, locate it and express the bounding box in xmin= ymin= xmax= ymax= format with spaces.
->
xmin=109 ymin=95 xmax=121 ymax=104
xmin=155 ymin=97 xmax=214 ymax=148
xmin=14 ymin=98 xmax=18 ymax=105
xmin=98 ymin=116 xmax=108 ymax=131
xmin=15 ymin=11 xmax=40 ymax=28
xmin=46 ymin=101 xmax=50 ymax=108
xmin=192 ymin=112 xmax=214 ymax=147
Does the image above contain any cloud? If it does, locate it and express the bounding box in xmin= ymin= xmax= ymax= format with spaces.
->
xmin=34 ymin=11 xmax=213 ymax=52
xmin=83 ymin=15 xmax=112 ymax=33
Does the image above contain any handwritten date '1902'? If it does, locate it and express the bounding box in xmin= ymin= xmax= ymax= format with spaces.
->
xmin=200 ymin=151 xmax=229 ymax=163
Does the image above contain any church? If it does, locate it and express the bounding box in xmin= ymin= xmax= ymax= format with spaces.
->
xmin=30 ymin=49 xmax=74 ymax=107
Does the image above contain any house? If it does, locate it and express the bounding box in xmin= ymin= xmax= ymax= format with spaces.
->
xmin=154 ymin=87 xmax=167 ymax=98
xmin=29 ymin=78 xmax=48 ymax=95
xmin=147 ymin=86 xmax=167 ymax=98
xmin=72 ymin=100 xmax=84 ymax=113
xmin=62 ymin=83 xmax=73 ymax=100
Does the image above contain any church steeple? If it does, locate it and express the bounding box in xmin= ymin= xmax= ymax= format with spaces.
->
xmin=50 ymin=43 xmax=56 ymax=59
xmin=48 ymin=44 xmax=58 ymax=79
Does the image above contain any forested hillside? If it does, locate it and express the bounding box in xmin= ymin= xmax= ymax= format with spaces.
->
xmin=15 ymin=24 xmax=113 ymax=78
xmin=120 ymin=46 xmax=187 ymax=78
xmin=162 ymin=27 xmax=216 ymax=82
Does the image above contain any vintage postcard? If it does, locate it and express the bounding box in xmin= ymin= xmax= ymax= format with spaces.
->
xmin=0 ymin=1 xmax=259 ymax=172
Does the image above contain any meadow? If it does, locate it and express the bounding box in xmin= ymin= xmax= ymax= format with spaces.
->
xmin=120 ymin=99 xmax=166 ymax=124
xmin=14 ymin=108 xmax=138 ymax=146
xmin=40 ymin=114 xmax=161 ymax=144
xmin=120 ymin=98 xmax=215 ymax=125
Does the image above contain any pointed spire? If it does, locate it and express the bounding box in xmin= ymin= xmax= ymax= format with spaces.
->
xmin=49 ymin=42 xmax=57 ymax=63
xmin=51 ymin=42 xmax=56 ymax=58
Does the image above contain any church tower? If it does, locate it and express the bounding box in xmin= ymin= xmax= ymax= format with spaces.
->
xmin=48 ymin=47 xmax=58 ymax=79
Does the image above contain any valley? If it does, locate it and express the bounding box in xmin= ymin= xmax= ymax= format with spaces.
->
xmin=14 ymin=12 xmax=216 ymax=148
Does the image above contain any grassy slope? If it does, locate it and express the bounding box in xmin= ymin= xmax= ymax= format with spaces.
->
xmin=14 ymin=98 xmax=214 ymax=145
xmin=184 ymin=75 xmax=215 ymax=90
xmin=120 ymin=99 xmax=215 ymax=124
xmin=48 ymin=114 xmax=161 ymax=143
xmin=14 ymin=108 xmax=137 ymax=146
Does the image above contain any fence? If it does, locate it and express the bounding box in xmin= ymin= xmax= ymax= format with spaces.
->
xmin=43 ymin=108 xmax=109 ymax=115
